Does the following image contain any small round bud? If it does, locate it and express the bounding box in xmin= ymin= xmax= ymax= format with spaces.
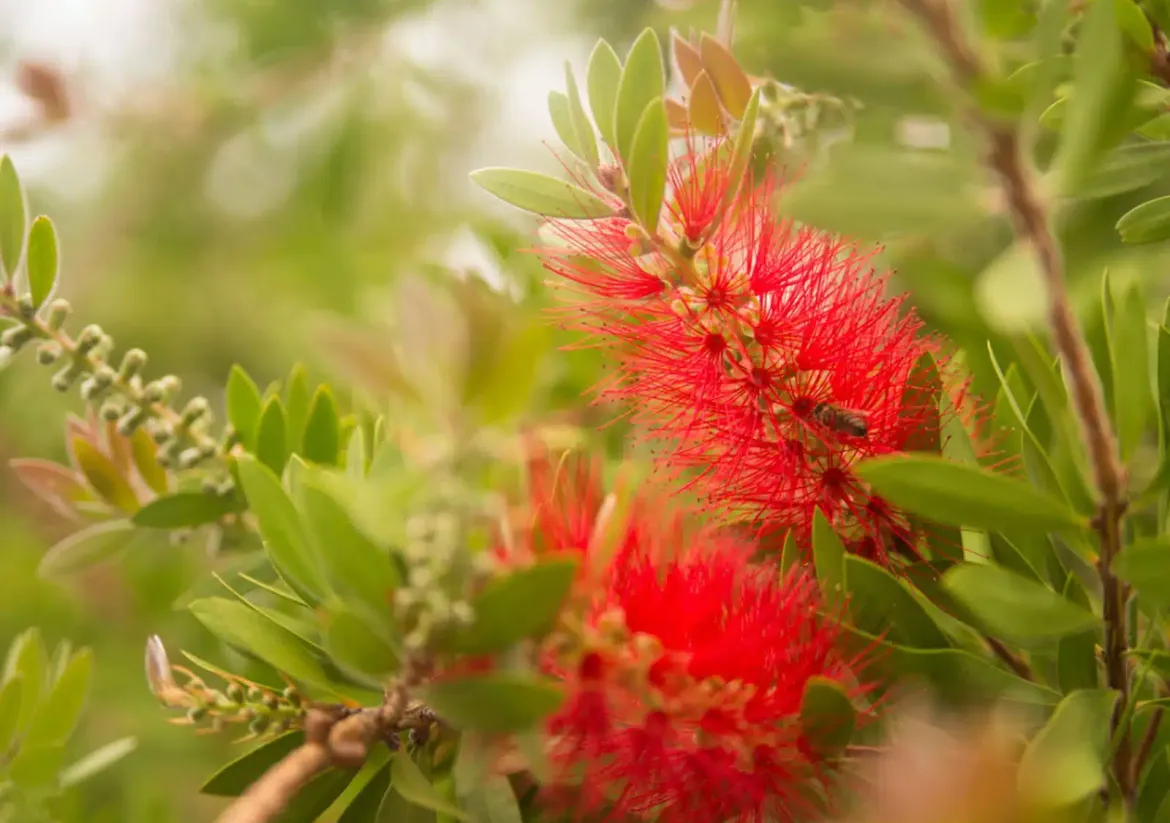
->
xmin=16 ymin=294 xmax=35 ymax=320
xmin=186 ymin=706 xmax=208 ymax=723
xmin=76 ymin=324 xmax=103 ymax=354
xmin=115 ymin=407 xmax=148 ymax=436
xmin=118 ymin=348 xmax=147 ymax=381
xmin=150 ymin=423 xmax=175 ymax=445
xmin=216 ymin=479 xmax=236 ymax=498
xmin=177 ymin=447 xmax=204 ymax=470
xmin=100 ymin=401 xmax=123 ymax=421
xmin=263 ymin=693 xmax=280 ymax=711
xmin=35 ymin=341 xmax=61 ymax=365
xmin=248 ymin=714 xmax=271 ymax=735
xmin=159 ymin=375 xmax=181 ymax=397
xmin=225 ymin=682 xmax=245 ymax=703
xmin=46 ymin=298 xmax=72 ymax=331
xmin=180 ymin=397 xmax=210 ymax=426
xmin=51 ymin=365 xmax=79 ymax=392
xmin=281 ymin=686 xmax=301 ymax=706
xmin=0 ymin=324 xmax=33 ymax=349
xmin=142 ymin=381 xmax=166 ymax=403
xmin=247 ymin=687 xmax=264 ymax=703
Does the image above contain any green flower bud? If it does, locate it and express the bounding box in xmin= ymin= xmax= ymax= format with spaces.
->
xmin=117 ymin=348 xmax=147 ymax=381
xmin=248 ymin=715 xmax=271 ymax=735
xmin=35 ymin=341 xmax=61 ymax=365
xmin=225 ymin=682 xmax=245 ymax=703
xmin=186 ymin=706 xmax=208 ymax=723
xmin=0 ymin=324 xmax=33 ymax=349
xmin=177 ymin=447 xmax=204 ymax=469
xmin=100 ymin=400 xmax=123 ymax=421
xmin=180 ymin=397 xmax=209 ymax=426
xmin=51 ymin=365 xmax=80 ymax=392
xmin=46 ymin=298 xmax=72 ymax=331
xmin=75 ymin=324 xmax=103 ymax=355
xmin=16 ymin=294 xmax=35 ymax=320
xmin=116 ymin=407 xmax=148 ymax=436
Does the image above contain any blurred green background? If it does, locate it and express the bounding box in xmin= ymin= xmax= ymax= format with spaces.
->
xmin=6 ymin=0 xmax=1170 ymax=819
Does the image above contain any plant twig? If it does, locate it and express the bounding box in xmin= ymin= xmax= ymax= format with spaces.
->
xmin=894 ymin=0 xmax=1132 ymax=804
xmin=984 ymin=634 xmax=1033 ymax=682
xmin=1133 ymin=706 xmax=1164 ymax=786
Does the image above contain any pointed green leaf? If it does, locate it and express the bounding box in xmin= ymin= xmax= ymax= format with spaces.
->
xmin=5 ymin=628 xmax=47 ymax=737
xmin=390 ymin=750 xmax=469 ymax=820
xmin=188 ymin=598 xmax=333 ymax=694
xmin=297 ymin=474 xmax=398 ymax=619
xmin=627 ymin=98 xmax=669 ymax=232
xmin=25 ymin=215 xmax=58 ymax=308
xmin=564 ymin=64 xmax=599 ymax=168
xmin=59 ymin=736 xmax=137 ymax=788
xmin=235 ymin=455 xmax=324 ymax=604
xmin=812 ymin=509 xmax=845 ymax=601
xmin=9 ymin=743 xmax=64 ymax=787
xmin=720 ymin=87 xmax=761 ymax=215
xmin=942 ymin=563 xmax=1100 ymax=645
xmin=586 ymin=40 xmax=622 ymax=149
xmin=460 ymin=773 xmax=522 ymax=823
xmin=420 ymin=674 xmax=564 ymax=734
xmin=1113 ymin=536 xmax=1170 ymax=607
xmin=857 ymin=455 xmax=1087 ymax=533
xmin=698 ymin=33 xmax=753 ymax=119
xmin=1112 ymin=283 xmax=1152 ymax=461
xmin=256 ymin=395 xmax=289 ymax=475
xmin=37 ymin=520 xmax=138 ymax=580
xmin=129 ymin=427 xmax=169 ymax=496
xmin=843 ymin=555 xmax=949 ymax=649
xmin=0 ymin=155 xmax=26 ymax=280
xmin=133 ymin=491 xmax=240 ymax=529
xmin=227 ymin=365 xmax=265 ymax=450
xmin=1079 ymin=142 xmax=1170 ymax=199
xmin=201 ymin=731 xmax=305 ymax=796
xmin=614 ymin=29 xmax=665 ymax=161
xmin=320 ymin=606 xmax=399 ymax=683
xmin=547 ymin=92 xmax=581 ymax=158
xmin=26 ymin=648 xmax=91 ymax=746
xmin=1056 ymin=0 xmax=1139 ymax=194
xmin=279 ymin=767 xmax=356 ymax=822
xmin=1019 ymin=689 xmax=1117 ymax=808
xmin=1117 ymin=196 xmax=1170 ymax=244
xmin=303 ymin=386 xmax=341 ymax=466
xmin=470 ymin=169 xmax=613 ymax=219
xmin=284 ymin=365 xmax=311 ymax=456
xmin=443 ymin=558 xmax=578 ymax=655
xmin=72 ymin=438 xmax=139 ymax=513
xmin=799 ymin=676 xmax=856 ymax=757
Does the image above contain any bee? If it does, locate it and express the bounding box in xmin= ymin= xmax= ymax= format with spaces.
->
xmin=811 ymin=402 xmax=869 ymax=439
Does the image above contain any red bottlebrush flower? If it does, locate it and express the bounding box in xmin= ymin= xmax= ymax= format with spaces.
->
xmin=539 ymin=136 xmax=988 ymax=568
xmin=539 ymin=508 xmax=871 ymax=823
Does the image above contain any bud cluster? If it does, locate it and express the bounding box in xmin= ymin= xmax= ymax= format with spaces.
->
xmin=144 ymin=635 xmax=305 ymax=740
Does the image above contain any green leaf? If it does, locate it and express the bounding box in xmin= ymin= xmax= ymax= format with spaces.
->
xmin=303 ymin=386 xmax=341 ymax=466
xmin=390 ymin=751 xmax=469 ymax=820
xmin=320 ymin=607 xmax=399 ymax=684
xmin=1112 ymin=283 xmax=1152 ymax=461
xmin=59 ymin=736 xmax=137 ymax=788
xmin=799 ymin=677 xmax=856 ymax=757
xmin=1078 ymin=142 xmax=1170 ymax=199
xmin=38 ymin=520 xmax=138 ymax=580
xmin=1018 ymin=689 xmax=1117 ymax=808
xmin=470 ymin=169 xmax=613 ymax=219
xmin=698 ymin=33 xmax=753 ymax=119
xmin=188 ymin=598 xmax=333 ymax=694
xmin=297 ymin=474 xmax=398 ymax=620
xmin=586 ymin=40 xmax=623 ymax=149
xmin=977 ymin=0 xmax=1037 ymax=38
xmin=857 ymin=455 xmax=1087 ymax=533
xmin=26 ymin=648 xmax=91 ymax=746
xmin=0 ymin=155 xmax=26 ymax=280
xmin=460 ymin=773 xmax=523 ymax=823
xmin=25 ymin=215 xmax=58 ymax=308
xmin=235 ymin=455 xmax=324 ymax=604
xmin=721 ymin=87 xmax=761 ymax=215
xmin=1112 ymin=536 xmax=1170 ymax=607
xmin=256 ymin=396 xmax=289 ymax=475
xmin=843 ymin=556 xmax=949 ymax=649
xmin=130 ymin=427 xmax=169 ymax=496
xmin=284 ymin=365 xmax=311 ymax=457
xmin=942 ymin=564 xmax=1100 ymax=645
xmin=339 ymin=759 xmax=392 ymax=823
xmin=278 ymin=767 xmax=356 ymax=823
xmin=548 ymin=91 xmax=581 ymax=159
xmin=5 ymin=628 xmax=46 ymax=737
xmin=227 ymin=365 xmax=264 ymax=450
xmin=202 ymin=731 xmax=305 ymax=796
xmin=444 ymin=558 xmax=578 ymax=655
xmin=1056 ymin=0 xmax=1139 ymax=194
xmin=564 ymin=64 xmax=599 ymax=168
xmin=468 ymin=321 xmax=549 ymax=426
xmin=0 ymin=676 xmax=23 ymax=754
xmin=627 ymin=98 xmax=669 ymax=232
xmin=9 ymin=743 xmax=64 ymax=787
xmin=132 ymin=491 xmax=240 ymax=529
xmin=72 ymin=438 xmax=139 ymax=513
xmin=614 ymin=28 xmax=665 ymax=161
xmin=1057 ymin=576 xmax=1098 ymax=693
xmin=1117 ymin=196 xmax=1170 ymax=244
xmin=420 ymin=674 xmax=565 ymax=734
xmin=811 ymin=509 xmax=845 ymax=601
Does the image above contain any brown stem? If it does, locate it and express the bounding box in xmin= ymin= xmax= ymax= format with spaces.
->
xmin=984 ymin=634 xmax=1033 ymax=682
xmin=1133 ymin=707 xmax=1164 ymax=787
xmin=895 ymin=0 xmax=1132 ymax=805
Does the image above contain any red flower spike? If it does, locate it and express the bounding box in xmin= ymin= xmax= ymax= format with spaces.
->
xmin=539 ymin=514 xmax=872 ymax=823
xmin=538 ymin=136 xmax=993 ymax=570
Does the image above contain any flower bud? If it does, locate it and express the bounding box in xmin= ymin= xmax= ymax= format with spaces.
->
xmin=118 ymin=348 xmax=147 ymax=381
xmin=1 ymin=324 xmax=33 ymax=349
xmin=100 ymin=400 xmax=123 ymax=421
xmin=75 ymin=324 xmax=103 ymax=355
xmin=35 ymin=341 xmax=61 ymax=364
xmin=180 ymin=397 xmax=210 ymax=427
xmin=116 ymin=407 xmax=148 ymax=435
xmin=51 ymin=365 xmax=81 ymax=392
xmin=46 ymin=298 xmax=71 ymax=331
xmin=248 ymin=715 xmax=271 ymax=735
xmin=16 ymin=294 xmax=35 ymax=320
